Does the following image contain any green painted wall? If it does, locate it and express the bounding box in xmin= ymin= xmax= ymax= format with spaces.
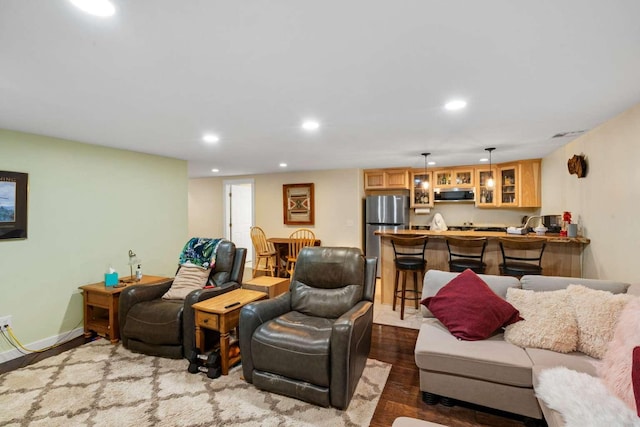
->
xmin=0 ymin=130 xmax=188 ymax=356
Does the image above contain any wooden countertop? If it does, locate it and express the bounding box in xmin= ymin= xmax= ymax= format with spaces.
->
xmin=375 ymin=229 xmax=590 ymax=244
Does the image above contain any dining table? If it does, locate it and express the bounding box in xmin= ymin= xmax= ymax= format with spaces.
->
xmin=267 ymin=237 xmax=322 ymax=277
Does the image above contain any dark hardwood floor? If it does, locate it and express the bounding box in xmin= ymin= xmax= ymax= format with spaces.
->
xmin=0 ymin=334 xmax=89 ymax=375
xmin=369 ymin=324 xmax=530 ymax=427
xmin=2 ymin=325 xmax=534 ymax=426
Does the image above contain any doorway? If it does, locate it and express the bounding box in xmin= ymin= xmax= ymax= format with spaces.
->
xmin=223 ymin=179 xmax=255 ymax=270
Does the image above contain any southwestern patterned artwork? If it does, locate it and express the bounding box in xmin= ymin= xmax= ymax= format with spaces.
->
xmin=283 ymin=183 xmax=314 ymax=225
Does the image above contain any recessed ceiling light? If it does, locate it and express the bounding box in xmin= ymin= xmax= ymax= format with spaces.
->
xmin=203 ymin=134 xmax=219 ymax=144
xmin=69 ymin=0 xmax=115 ymax=17
xmin=479 ymin=158 xmax=489 ymax=162
xmin=428 ymin=161 xmax=436 ymax=166
xmin=211 ymin=168 xmax=220 ymax=173
xmin=301 ymin=120 xmax=320 ymax=131
xmin=444 ymin=100 xmax=467 ymax=111
xmin=279 ymin=163 xmax=287 ymax=168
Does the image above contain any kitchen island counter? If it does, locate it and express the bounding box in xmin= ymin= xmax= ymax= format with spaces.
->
xmin=375 ymin=230 xmax=590 ymax=305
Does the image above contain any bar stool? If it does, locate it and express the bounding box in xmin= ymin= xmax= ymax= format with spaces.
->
xmin=498 ymin=237 xmax=546 ymax=278
xmin=390 ymin=236 xmax=428 ymax=320
xmin=445 ymin=236 xmax=488 ymax=274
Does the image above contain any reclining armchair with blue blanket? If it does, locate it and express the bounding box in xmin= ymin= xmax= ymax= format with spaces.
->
xmin=119 ymin=239 xmax=246 ymax=359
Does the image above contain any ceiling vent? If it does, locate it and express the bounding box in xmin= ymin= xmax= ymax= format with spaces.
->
xmin=552 ymin=130 xmax=587 ymax=139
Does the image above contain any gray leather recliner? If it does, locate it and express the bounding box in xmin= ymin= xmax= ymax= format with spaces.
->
xmin=239 ymin=246 xmax=377 ymax=409
xmin=119 ymin=240 xmax=246 ymax=359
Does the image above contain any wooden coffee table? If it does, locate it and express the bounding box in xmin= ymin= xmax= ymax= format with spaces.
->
xmin=192 ymin=288 xmax=267 ymax=375
xmin=242 ymin=276 xmax=290 ymax=299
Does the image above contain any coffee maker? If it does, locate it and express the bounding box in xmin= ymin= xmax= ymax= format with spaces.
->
xmin=542 ymin=215 xmax=562 ymax=233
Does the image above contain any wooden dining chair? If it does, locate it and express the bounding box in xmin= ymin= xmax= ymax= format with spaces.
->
xmin=286 ymin=228 xmax=316 ymax=277
xmin=250 ymin=226 xmax=277 ymax=277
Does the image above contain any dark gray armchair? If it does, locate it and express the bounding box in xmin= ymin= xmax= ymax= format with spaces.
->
xmin=119 ymin=240 xmax=246 ymax=359
xmin=239 ymin=246 xmax=377 ymax=409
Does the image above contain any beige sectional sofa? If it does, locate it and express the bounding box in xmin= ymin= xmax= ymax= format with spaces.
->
xmin=414 ymin=270 xmax=637 ymax=426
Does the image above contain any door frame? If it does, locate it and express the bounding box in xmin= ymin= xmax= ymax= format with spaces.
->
xmin=223 ymin=178 xmax=256 ymax=265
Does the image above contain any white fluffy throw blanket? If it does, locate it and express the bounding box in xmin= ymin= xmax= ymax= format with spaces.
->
xmin=536 ymin=367 xmax=640 ymax=427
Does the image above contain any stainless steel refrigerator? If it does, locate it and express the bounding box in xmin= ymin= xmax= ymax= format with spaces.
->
xmin=365 ymin=195 xmax=410 ymax=277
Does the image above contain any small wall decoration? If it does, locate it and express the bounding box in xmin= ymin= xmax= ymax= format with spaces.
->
xmin=283 ymin=183 xmax=315 ymax=225
xmin=0 ymin=171 xmax=28 ymax=240
xmin=567 ymin=154 xmax=587 ymax=178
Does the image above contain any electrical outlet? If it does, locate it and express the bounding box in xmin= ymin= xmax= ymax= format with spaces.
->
xmin=0 ymin=315 xmax=12 ymax=331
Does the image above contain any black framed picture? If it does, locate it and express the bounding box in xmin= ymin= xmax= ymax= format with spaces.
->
xmin=0 ymin=171 xmax=28 ymax=240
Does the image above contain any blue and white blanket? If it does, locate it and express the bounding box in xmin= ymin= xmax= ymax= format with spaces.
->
xmin=178 ymin=238 xmax=223 ymax=269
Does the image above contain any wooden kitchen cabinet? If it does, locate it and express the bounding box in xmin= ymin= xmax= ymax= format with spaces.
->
xmin=499 ymin=164 xmax=518 ymax=207
xmin=433 ymin=168 xmax=474 ymax=188
xmin=365 ymin=160 xmax=540 ymax=208
xmin=497 ymin=161 xmax=541 ymax=207
xmin=364 ymin=168 xmax=409 ymax=190
xmin=434 ymin=170 xmax=452 ymax=187
xmin=364 ymin=170 xmax=385 ymax=188
xmin=410 ymin=170 xmax=433 ymax=207
xmin=517 ymin=159 xmax=541 ymax=207
xmin=385 ymin=169 xmax=409 ymax=188
xmin=476 ymin=167 xmax=498 ymax=207
xmin=453 ymin=168 xmax=474 ymax=187
xmin=477 ymin=160 xmax=541 ymax=208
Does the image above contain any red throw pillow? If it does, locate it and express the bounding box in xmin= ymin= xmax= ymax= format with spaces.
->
xmin=633 ymin=346 xmax=640 ymax=417
xmin=422 ymin=269 xmax=522 ymax=340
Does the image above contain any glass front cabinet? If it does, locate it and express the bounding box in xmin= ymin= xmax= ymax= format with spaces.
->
xmin=434 ymin=168 xmax=474 ymax=188
xmin=410 ymin=170 xmax=433 ymax=207
xmin=453 ymin=169 xmax=474 ymax=187
xmin=435 ymin=170 xmax=452 ymax=187
xmin=476 ymin=168 xmax=497 ymax=207
xmin=499 ymin=165 xmax=518 ymax=207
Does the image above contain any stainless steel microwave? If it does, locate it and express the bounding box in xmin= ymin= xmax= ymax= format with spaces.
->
xmin=434 ymin=188 xmax=475 ymax=203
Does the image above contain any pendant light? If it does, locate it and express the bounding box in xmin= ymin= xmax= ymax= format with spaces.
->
xmin=421 ymin=152 xmax=431 ymax=189
xmin=485 ymin=147 xmax=495 ymax=188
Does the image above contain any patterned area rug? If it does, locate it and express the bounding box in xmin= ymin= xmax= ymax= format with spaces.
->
xmin=0 ymin=339 xmax=390 ymax=426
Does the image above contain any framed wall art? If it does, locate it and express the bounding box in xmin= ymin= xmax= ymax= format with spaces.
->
xmin=0 ymin=171 xmax=28 ymax=240
xmin=283 ymin=183 xmax=315 ymax=225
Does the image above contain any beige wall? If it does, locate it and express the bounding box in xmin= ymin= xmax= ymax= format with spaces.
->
xmin=188 ymin=169 xmax=364 ymax=249
xmin=542 ymin=103 xmax=640 ymax=282
xmin=189 ymin=177 xmax=225 ymax=238
xmin=0 ymin=130 xmax=188 ymax=359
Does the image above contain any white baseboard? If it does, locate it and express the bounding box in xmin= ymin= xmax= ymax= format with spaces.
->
xmin=0 ymin=327 xmax=85 ymax=364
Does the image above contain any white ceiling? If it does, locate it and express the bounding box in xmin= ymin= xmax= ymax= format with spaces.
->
xmin=2 ymin=1 xmax=640 ymax=177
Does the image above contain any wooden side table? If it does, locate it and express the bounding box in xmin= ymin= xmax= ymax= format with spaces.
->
xmin=192 ymin=288 xmax=267 ymax=375
xmin=242 ymin=276 xmax=290 ymax=299
xmin=79 ymin=275 xmax=171 ymax=343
